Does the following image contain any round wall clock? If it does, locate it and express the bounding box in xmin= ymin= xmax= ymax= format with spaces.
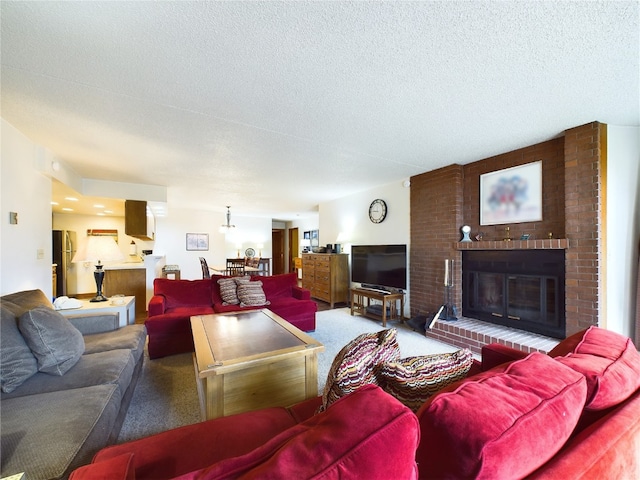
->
xmin=245 ymin=248 xmax=255 ymax=258
xmin=369 ymin=199 xmax=387 ymax=224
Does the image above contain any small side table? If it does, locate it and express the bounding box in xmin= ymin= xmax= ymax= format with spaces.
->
xmin=57 ymin=296 xmax=135 ymax=327
xmin=350 ymin=288 xmax=405 ymax=327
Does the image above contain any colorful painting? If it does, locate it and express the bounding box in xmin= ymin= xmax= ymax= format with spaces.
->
xmin=480 ymin=161 xmax=542 ymax=226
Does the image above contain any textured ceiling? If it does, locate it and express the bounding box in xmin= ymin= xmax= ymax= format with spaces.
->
xmin=2 ymin=1 xmax=638 ymax=220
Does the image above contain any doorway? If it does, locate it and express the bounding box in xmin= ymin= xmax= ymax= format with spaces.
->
xmin=272 ymin=229 xmax=285 ymax=275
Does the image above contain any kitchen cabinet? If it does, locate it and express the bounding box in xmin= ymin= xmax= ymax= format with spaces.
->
xmin=125 ymin=200 xmax=155 ymax=240
xmin=302 ymin=253 xmax=349 ymax=308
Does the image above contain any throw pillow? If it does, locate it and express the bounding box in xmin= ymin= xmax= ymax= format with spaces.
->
xmin=236 ymin=280 xmax=270 ymax=307
xmin=320 ymin=329 xmax=400 ymax=411
xmin=416 ymin=353 xmax=587 ymax=479
xmin=1 ymin=305 xmax=38 ymax=393
xmin=184 ymin=385 xmax=419 ymax=480
xmin=1 ymin=289 xmax=54 ymax=317
xmin=18 ymin=307 xmax=85 ymax=376
xmin=217 ymin=277 xmax=241 ymax=305
xmin=380 ymin=349 xmax=474 ymax=411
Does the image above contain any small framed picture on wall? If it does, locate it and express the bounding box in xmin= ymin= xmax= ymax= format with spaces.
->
xmin=186 ymin=233 xmax=209 ymax=251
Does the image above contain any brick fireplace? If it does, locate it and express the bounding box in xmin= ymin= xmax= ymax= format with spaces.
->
xmin=410 ymin=122 xmax=605 ymax=356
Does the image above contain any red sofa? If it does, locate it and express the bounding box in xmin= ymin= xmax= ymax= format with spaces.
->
xmin=69 ymin=384 xmax=420 ymax=480
xmin=146 ymin=273 xmax=317 ymax=359
xmin=71 ymin=327 xmax=640 ymax=479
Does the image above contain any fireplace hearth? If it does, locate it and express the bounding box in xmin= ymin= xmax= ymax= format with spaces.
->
xmin=462 ymin=250 xmax=566 ymax=338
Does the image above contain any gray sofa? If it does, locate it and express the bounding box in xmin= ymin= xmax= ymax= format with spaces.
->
xmin=0 ymin=289 xmax=147 ymax=480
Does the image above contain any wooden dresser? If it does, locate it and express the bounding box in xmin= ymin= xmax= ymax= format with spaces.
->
xmin=302 ymin=253 xmax=349 ymax=308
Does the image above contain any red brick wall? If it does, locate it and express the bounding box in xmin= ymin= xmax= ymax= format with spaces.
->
xmin=410 ymin=122 xmax=603 ymax=339
xmin=410 ymin=165 xmax=463 ymax=318
xmin=564 ymin=122 xmax=604 ymax=335
xmin=462 ymin=137 xmax=565 ymax=241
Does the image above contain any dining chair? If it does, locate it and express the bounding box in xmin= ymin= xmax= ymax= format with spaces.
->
xmin=199 ymin=257 xmax=211 ymax=279
xmin=226 ymin=258 xmax=245 ymax=276
xmin=245 ymin=256 xmax=260 ymax=268
xmin=243 ymin=256 xmax=262 ymax=275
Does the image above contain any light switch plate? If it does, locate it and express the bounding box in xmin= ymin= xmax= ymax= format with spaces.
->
xmin=9 ymin=211 xmax=18 ymax=224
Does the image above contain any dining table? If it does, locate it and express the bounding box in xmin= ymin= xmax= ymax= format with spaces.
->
xmin=209 ymin=265 xmax=262 ymax=275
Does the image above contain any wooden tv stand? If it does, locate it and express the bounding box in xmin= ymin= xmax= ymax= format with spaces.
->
xmin=350 ymin=288 xmax=405 ymax=327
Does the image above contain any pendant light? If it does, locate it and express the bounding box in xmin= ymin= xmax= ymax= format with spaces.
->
xmin=219 ymin=206 xmax=236 ymax=233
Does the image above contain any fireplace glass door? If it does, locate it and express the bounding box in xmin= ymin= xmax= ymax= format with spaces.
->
xmin=507 ymin=275 xmax=559 ymax=326
xmin=468 ymin=273 xmax=503 ymax=316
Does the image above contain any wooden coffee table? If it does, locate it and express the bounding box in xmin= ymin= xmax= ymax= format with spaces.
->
xmin=191 ymin=309 xmax=324 ymax=421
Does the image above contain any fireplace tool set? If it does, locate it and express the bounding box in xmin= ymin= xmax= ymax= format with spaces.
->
xmin=428 ymin=259 xmax=458 ymax=329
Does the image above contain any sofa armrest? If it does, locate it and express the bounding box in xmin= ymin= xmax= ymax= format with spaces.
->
xmin=292 ymin=286 xmax=311 ymax=301
xmin=66 ymin=313 xmax=119 ymax=334
xmin=528 ymin=389 xmax=640 ymax=479
xmin=481 ymin=343 xmax=528 ymax=371
xmin=148 ymin=295 xmax=166 ymax=317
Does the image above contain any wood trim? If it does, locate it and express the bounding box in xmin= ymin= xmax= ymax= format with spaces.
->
xmin=600 ymin=123 xmax=607 ymax=329
xmin=636 ymin=240 xmax=640 ymax=347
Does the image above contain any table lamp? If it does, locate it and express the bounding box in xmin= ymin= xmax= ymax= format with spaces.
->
xmin=72 ymin=236 xmax=123 ymax=302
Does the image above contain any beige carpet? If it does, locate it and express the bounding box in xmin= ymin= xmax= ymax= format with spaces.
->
xmin=117 ymin=307 xmax=456 ymax=444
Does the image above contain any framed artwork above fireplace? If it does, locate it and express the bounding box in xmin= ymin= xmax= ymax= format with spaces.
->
xmin=480 ymin=161 xmax=542 ymax=226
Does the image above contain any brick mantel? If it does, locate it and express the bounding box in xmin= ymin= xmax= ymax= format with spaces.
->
xmin=455 ymin=239 xmax=570 ymax=250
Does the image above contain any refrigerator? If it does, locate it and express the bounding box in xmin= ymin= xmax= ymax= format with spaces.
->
xmin=52 ymin=230 xmax=77 ymax=298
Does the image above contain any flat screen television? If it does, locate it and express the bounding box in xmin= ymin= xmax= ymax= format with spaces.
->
xmin=351 ymin=244 xmax=407 ymax=291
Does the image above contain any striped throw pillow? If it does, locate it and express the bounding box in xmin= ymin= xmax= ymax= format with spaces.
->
xmin=320 ymin=329 xmax=400 ymax=411
xmin=217 ymin=277 xmax=241 ymax=305
xmin=380 ymin=349 xmax=473 ymax=411
xmin=237 ymin=280 xmax=270 ymax=307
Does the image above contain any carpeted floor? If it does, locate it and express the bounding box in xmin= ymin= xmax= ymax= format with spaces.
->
xmin=117 ymin=307 xmax=456 ymax=443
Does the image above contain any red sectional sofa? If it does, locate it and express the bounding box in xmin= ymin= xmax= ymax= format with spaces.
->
xmin=70 ymin=384 xmax=420 ymax=480
xmin=71 ymin=326 xmax=640 ymax=479
xmin=146 ymin=273 xmax=317 ymax=359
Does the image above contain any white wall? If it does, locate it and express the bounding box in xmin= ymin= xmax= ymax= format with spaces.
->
xmin=1 ymin=120 xmax=54 ymax=296
xmin=153 ymin=208 xmax=273 ymax=280
xmin=319 ymin=180 xmax=410 ymax=250
xmin=606 ymin=125 xmax=640 ymax=337
xmin=318 ymin=179 xmax=411 ymax=314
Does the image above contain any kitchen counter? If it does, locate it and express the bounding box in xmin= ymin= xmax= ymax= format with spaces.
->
xmin=103 ymin=256 xmax=166 ymax=315
xmin=104 ymin=268 xmax=146 ymax=316
xmin=104 ymin=261 xmax=145 ymax=270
